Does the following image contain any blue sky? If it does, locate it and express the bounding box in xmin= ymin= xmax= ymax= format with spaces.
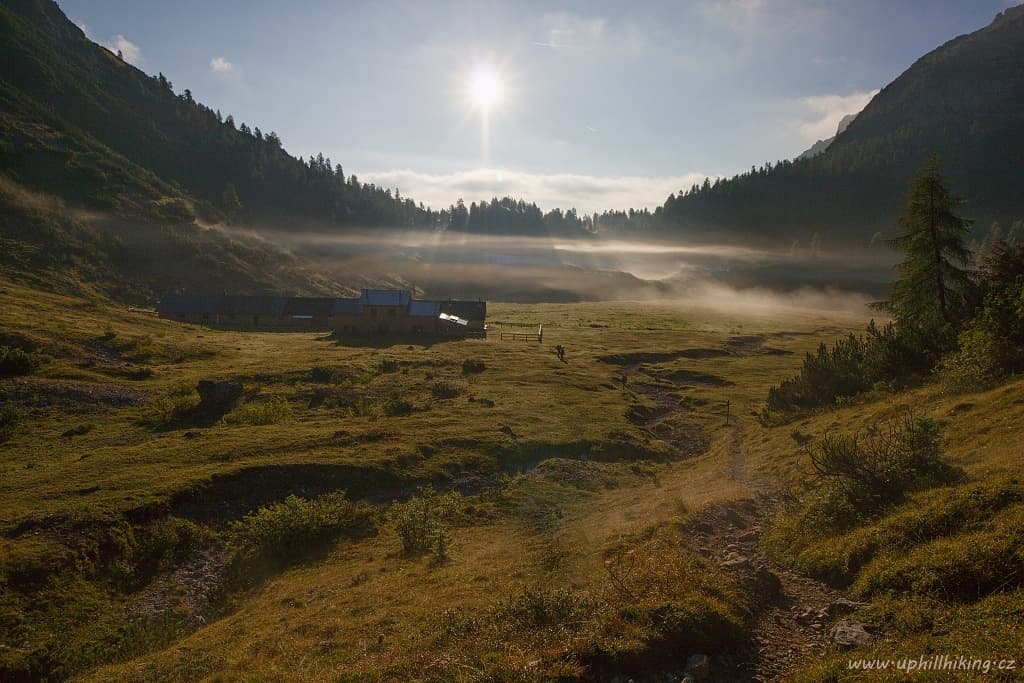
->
xmin=62 ymin=0 xmax=1018 ymax=213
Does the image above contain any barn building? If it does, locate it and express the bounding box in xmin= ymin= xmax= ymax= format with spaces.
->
xmin=156 ymin=289 xmax=486 ymax=336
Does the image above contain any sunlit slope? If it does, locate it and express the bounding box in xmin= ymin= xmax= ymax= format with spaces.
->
xmin=1 ymin=277 xmax=867 ymax=680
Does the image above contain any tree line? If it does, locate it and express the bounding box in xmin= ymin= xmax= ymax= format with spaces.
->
xmin=763 ymin=156 xmax=1024 ymax=423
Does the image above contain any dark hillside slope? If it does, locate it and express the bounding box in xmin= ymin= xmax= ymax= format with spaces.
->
xmin=0 ymin=176 xmax=350 ymax=303
xmin=0 ymin=0 xmax=428 ymax=227
xmin=657 ymin=5 xmax=1024 ymax=245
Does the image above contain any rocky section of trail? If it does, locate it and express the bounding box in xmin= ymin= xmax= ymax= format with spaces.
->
xmin=129 ymin=546 xmax=233 ymax=629
xmin=683 ymin=422 xmax=876 ymax=682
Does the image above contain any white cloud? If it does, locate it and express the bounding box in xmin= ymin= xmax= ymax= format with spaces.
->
xmin=795 ymin=89 xmax=879 ymax=142
xmin=209 ymin=56 xmax=235 ymax=74
xmin=103 ymin=35 xmax=142 ymax=66
xmin=361 ymin=168 xmax=712 ymax=214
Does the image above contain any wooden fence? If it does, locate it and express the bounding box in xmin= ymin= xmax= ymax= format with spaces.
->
xmin=497 ymin=324 xmax=543 ymax=342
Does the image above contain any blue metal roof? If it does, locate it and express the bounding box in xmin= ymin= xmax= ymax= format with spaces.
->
xmin=408 ymin=300 xmax=442 ymax=317
xmin=360 ymin=289 xmax=411 ymax=307
xmin=331 ymin=298 xmax=363 ymax=315
xmin=157 ymin=293 xmax=223 ymax=314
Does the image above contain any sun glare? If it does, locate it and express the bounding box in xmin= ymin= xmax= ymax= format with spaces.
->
xmin=468 ymin=63 xmax=501 ymax=112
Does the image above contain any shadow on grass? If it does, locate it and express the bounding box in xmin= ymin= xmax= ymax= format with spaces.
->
xmin=321 ymin=330 xmax=486 ymax=349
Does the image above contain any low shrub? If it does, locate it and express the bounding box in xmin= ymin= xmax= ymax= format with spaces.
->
xmin=938 ymin=315 xmax=1004 ymax=394
xmin=148 ymin=382 xmax=200 ymax=426
xmin=225 ymin=397 xmax=292 ymax=425
xmin=800 ymin=413 xmax=961 ymax=530
xmin=382 ymin=395 xmax=414 ymax=417
xmin=230 ymin=493 xmax=374 ymax=565
xmin=341 ymin=396 xmax=376 ymax=418
xmin=762 ymin=321 xmax=929 ymax=423
xmin=133 ymin=516 xmax=219 ymax=581
xmin=461 ymin=358 xmax=486 ymax=375
xmin=0 ymin=345 xmax=49 ymax=377
xmin=430 ymin=381 xmax=462 ymax=399
xmin=309 ymin=365 xmax=340 ymax=383
xmin=494 ymin=586 xmax=598 ymax=628
xmin=390 ymin=485 xmax=461 ymax=558
xmin=0 ymin=404 xmax=20 ymax=442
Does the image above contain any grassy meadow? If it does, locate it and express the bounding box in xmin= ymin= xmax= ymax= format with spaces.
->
xmin=2 ymin=277 xmax=1022 ymax=681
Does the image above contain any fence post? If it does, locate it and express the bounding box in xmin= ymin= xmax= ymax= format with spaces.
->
xmin=725 ymin=399 xmax=731 ymax=425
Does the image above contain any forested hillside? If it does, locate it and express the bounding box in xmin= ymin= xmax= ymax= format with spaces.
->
xmin=604 ymin=5 xmax=1024 ymax=246
xmin=0 ymin=0 xmax=595 ymax=238
xmin=0 ymin=0 xmax=431 ymax=227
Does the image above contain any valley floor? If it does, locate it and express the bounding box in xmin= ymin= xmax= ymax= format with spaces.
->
xmin=1 ymin=280 xmax=1021 ymax=681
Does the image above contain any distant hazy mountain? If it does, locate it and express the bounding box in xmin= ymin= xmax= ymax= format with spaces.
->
xmin=655 ymin=5 xmax=1024 ymax=245
xmin=797 ymin=113 xmax=858 ymax=160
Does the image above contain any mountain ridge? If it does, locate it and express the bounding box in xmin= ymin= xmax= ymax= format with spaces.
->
xmin=645 ymin=6 xmax=1024 ymax=245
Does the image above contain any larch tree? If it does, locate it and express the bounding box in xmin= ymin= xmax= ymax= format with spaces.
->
xmin=882 ymin=155 xmax=974 ymax=341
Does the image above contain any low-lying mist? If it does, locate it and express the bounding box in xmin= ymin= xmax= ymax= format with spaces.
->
xmin=232 ymin=224 xmax=895 ymax=311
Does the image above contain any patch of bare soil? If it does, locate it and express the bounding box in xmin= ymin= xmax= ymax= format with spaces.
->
xmin=599 ymin=348 xmax=730 ymax=365
xmin=129 ymin=546 xmax=233 ymax=628
xmin=657 ymin=368 xmax=734 ymax=387
xmin=0 ymin=376 xmax=150 ymax=412
xmin=725 ymin=335 xmax=792 ymax=357
xmin=625 ymin=370 xmax=710 ymax=460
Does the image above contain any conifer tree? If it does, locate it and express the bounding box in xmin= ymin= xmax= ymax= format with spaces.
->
xmin=881 ymin=155 xmax=973 ymax=340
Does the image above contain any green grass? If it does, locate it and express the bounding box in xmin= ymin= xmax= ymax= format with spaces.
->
xmin=8 ymin=274 xmax=1023 ymax=681
xmin=757 ymin=375 xmax=1024 ymax=680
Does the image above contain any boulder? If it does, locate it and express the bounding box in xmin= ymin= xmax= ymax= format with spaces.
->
xmin=831 ymin=621 xmax=872 ymax=649
xmin=719 ymin=554 xmax=752 ymax=571
xmin=737 ymin=529 xmax=760 ymax=543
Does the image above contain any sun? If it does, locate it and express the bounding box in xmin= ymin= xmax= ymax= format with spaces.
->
xmin=467 ymin=63 xmax=502 ymax=112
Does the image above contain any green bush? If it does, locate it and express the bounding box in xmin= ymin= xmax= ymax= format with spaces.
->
xmin=148 ymin=382 xmax=200 ymax=426
xmin=494 ymin=586 xmax=597 ymax=628
xmin=762 ymin=321 xmax=928 ymax=423
xmin=341 ymin=396 xmax=376 ymax=418
xmin=461 ymin=359 xmax=486 ymax=375
xmin=430 ymin=381 xmax=462 ymax=399
xmin=797 ymin=413 xmax=961 ymax=531
xmin=0 ymin=345 xmax=49 ymax=377
xmin=225 ymin=397 xmax=292 ymax=425
xmin=390 ymin=485 xmax=461 ymax=558
xmin=134 ymin=517 xmax=218 ymax=581
xmin=0 ymin=404 xmax=20 ymax=443
xmin=382 ymin=395 xmax=414 ymax=417
xmin=230 ymin=493 xmax=374 ymax=564
xmin=309 ymin=365 xmax=340 ymax=383
xmin=938 ymin=315 xmax=1003 ymax=393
